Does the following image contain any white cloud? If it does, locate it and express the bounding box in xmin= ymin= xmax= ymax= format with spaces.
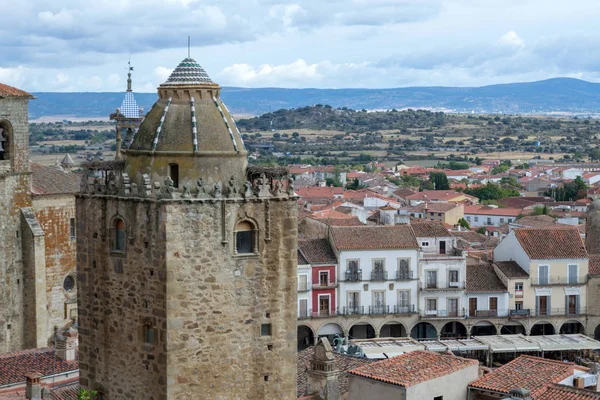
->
xmin=153 ymin=66 xmax=173 ymax=82
xmin=498 ymin=30 xmax=525 ymax=48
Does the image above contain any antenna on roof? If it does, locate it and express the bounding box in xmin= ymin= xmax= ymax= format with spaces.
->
xmin=188 ymin=35 xmax=191 ymax=58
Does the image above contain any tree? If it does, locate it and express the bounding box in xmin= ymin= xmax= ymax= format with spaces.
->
xmin=532 ymin=205 xmax=550 ymax=216
xmin=292 ymin=132 xmax=300 ymax=138
xmin=458 ymin=218 xmax=470 ymax=229
xmin=476 ymin=227 xmax=487 ymax=235
xmin=465 ymin=182 xmax=519 ymax=201
xmin=78 ymin=389 xmax=98 ymax=400
xmin=347 ymin=178 xmax=366 ymax=190
xmin=429 ymin=172 xmax=450 ymax=190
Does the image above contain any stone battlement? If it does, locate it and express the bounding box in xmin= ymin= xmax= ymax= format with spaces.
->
xmin=79 ymin=169 xmax=298 ymax=202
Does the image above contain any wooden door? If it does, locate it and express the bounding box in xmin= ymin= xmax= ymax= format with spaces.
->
xmin=469 ymin=298 xmax=477 ymax=317
xmin=539 ymin=296 xmax=548 ymax=316
xmin=489 ymin=297 xmax=498 ymax=316
xmin=319 ymin=297 xmax=330 ymax=316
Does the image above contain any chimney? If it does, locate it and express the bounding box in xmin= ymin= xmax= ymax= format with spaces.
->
xmin=25 ymin=372 xmax=42 ymax=400
xmin=307 ymin=338 xmax=340 ymax=400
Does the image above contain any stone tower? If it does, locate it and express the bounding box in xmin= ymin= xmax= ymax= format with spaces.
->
xmin=586 ymin=199 xmax=600 ymax=254
xmin=0 ymin=83 xmax=34 ymax=351
xmin=77 ymin=58 xmax=298 ymax=399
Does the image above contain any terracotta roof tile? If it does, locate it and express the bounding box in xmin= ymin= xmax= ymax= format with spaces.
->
xmin=298 ymin=239 xmax=337 ymax=264
xmin=410 ymin=220 xmax=451 ymax=238
xmin=393 ymin=188 xmax=417 ymax=198
xmin=30 ymin=163 xmax=80 ymax=195
xmin=0 ymin=83 xmax=34 ymax=99
xmin=493 ymin=261 xmax=529 ymax=278
xmin=411 ymin=202 xmax=461 ymax=213
xmin=349 ymin=351 xmax=478 ymax=388
xmin=536 ymin=383 xmax=600 ymax=400
xmin=330 ymin=225 xmax=419 ymax=250
xmin=466 ymin=263 xmax=507 ymax=293
xmin=469 ymin=355 xmax=589 ymax=398
xmin=297 ymin=347 xmax=374 ymax=398
xmin=48 ymin=383 xmax=81 ymax=400
xmin=514 ymin=226 xmax=588 ymax=260
xmin=298 ymin=249 xmax=309 ymax=265
xmin=589 ymin=254 xmax=600 ymax=275
xmin=313 ymin=217 xmax=364 ymax=227
xmin=0 ymin=347 xmax=78 ymax=386
xmin=512 ymin=215 xmax=557 ymax=228
xmin=464 ymin=205 xmax=522 ymax=216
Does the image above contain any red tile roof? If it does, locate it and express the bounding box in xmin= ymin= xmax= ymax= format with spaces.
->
xmin=330 ymin=225 xmax=419 ymax=250
xmin=513 ymin=226 xmax=588 ymax=260
xmin=469 ymin=355 xmax=588 ymax=398
xmin=298 ymin=239 xmax=337 ymax=264
xmin=589 ymin=254 xmax=600 ymax=275
xmin=536 ymin=383 xmax=600 ymax=400
xmin=313 ymin=217 xmax=364 ymax=227
xmin=494 ymin=261 xmax=529 ymax=278
xmin=30 ymin=163 xmax=80 ymax=195
xmin=0 ymin=347 xmax=78 ymax=386
xmin=406 ymin=190 xmax=470 ymax=201
xmin=411 ymin=202 xmax=461 ymax=213
xmin=512 ymin=215 xmax=557 ymax=228
xmin=410 ymin=220 xmax=451 ymax=238
xmin=349 ymin=351 xmax=478 ymax=388
xmin=466 ymin=262 xmax=507 ymax=293
xmin=0 ymin=83 xmax=34 ymax=99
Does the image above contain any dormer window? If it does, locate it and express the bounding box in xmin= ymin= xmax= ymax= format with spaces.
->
xmin=235 ymin=220 xmax=257 ymax=255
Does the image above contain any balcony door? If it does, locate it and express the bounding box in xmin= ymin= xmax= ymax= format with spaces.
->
xmin=439 ymin=240 xmax=446 ymax=254
xmin=319 ymin=271 xmax=328 ymax=286
xmin=447 ymin=298 xmax=458 ymax=317
xmin=372 ymin=291 xmax=385 ymax=314
xmin=319 ymin=296 xmax=330 ymax=316
xmin=469 ymin=298 xmax=477 ymax=317
xmin=537 ymin=295 xmax=549 ymax=316
xmin=426 ymin=271 xmax=438 ymax=289
xmin=347 ymin=292 xmax=360 ymax=314
xmin=299 ymin=299 xmax=308 ymax=318
xmin=298 ymin=275 xmax=308 ymax=291
xmin=489 ymin=297 xmax=498 ymax=316
xmin=567 ymin=295 xmax=579 ymax=315
xmin=398 ymin=290 xmax=410 ymax=313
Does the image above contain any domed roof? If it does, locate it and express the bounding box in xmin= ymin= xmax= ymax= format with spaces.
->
xmin=164 ymin=58 xmax=213 ymax=85
xmin=126 ymin=57 xmax=245 ymax=154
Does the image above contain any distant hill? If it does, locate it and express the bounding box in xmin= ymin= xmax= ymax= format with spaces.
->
xmin=30 ymin=78 xmax=600 ymax=119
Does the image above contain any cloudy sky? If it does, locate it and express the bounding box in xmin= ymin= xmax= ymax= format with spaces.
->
xmin=1 ymin=0 xmax=599 ymax=92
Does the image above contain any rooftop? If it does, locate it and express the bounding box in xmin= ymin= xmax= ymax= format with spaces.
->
xmin=469 ymin=355 xmax=588 ymax=398
xmin=494 ymin=261 xmax=529 ymax=278
xmin=0 ymin=347 xmax=78 ymax=386
xmin=30 ymin=163 xmax=80 ymax=195
xmin=513 ymin=226 xmax=588 ymax=260
xmin=298 ymin=239 xmax=337 ymax=264
xmin=330 ymin=225 xmax=419 ymax=250
xmin=164 ymin=57 xmax=213 ymax=85
xmin=410 ymin=220 xmax=452 ymax=238
xmin=536 ymin=383 xmax=600 ymax=400
xmin=511 ymin=215 xmax=557 ymax=228
xmin=349 ymin=350 xmax=477 ymax=388
xmin=0 ymin=83 xmax=34 ymax=99
xmin=466 ymin=263 xmax=508 ymax=293
xmin=464 ymin=205 xmax=522 ymax=216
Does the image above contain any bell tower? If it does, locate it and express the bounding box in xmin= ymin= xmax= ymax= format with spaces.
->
xmin=77 ymin=58 xmax=298 ymax=399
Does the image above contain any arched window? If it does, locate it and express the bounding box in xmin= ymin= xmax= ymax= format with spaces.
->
xmin=235 ymin=220 xmax=256 ymax=254
xmin=114 ymin=218 xmax=126 ymax=252
xmin=0 ymin=120 xmax=12 ymax=161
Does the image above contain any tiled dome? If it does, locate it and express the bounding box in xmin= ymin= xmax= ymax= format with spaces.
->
xmin=165 ymin=58 xmax=213 ymax=85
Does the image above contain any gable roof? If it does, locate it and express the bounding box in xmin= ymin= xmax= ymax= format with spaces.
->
xmin=512 ymin=215 xmax=557 ymax=228
xmin=410 ymin=220 xmax=451 ymax=238
xmin=466 ymin=263 xmax=508 ymax=293
xmin=298 ymin=239 xmax=337 ymax=264
xmin=330 ymin=225 xmax=419 ymax=250
xmin=312 ymin=217 xmax=364 ymax=227
xmin=349 ymin=351 xmax=477 ymax=388
xmin=393 ymin=188 xmax=417 ymax=198
xmin=469 ymin=355 xmax=588 ymax=398
xmin=536 ymin=383 xmax=600 ymax=400
xmin=513 ymin=226 xmax=588 ymax=260
xmin=30 ymin=163 xmax=80 ymax=195
xmin=464 ymin=205 xmax=522 ymax=217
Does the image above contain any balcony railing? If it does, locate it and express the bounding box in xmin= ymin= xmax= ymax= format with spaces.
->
xmin=467 ymin=309 xmax=510 ymax=318
xmin=312 ymin=281 xmax=338 ymax=289
xmin=420 ymin=309 xmax=466 ymax=318
xmin=298 ymin=282 xmax=311 ymax=292
xmin=531 ymin=276 xmax=587 ymax=286
xmin=420 ymin=281 xmax=465 ymax=290
xmin=396 ymin=270 xmax=416 ymax=281
xmin=371 ymin=271 xmax=388 ymax=282
xmin=345 ymin=271 xmax=362 ymax=282
xmin=507 ymin=307 xmax=587 ymax=317
xmin=298 ymin=305 xmax=417 ymax=319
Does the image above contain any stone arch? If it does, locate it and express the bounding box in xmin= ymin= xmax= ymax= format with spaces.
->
xmin=349 ymin=322 xmax=376 ymax=339
xmin=471 ymin=320 xmax=497 ymax=336
xmin=440 ymin=321 xmax=468 ymax=338
xmin=559 ymin=320 xmax=585 ymax=334
xmin=378 ymin=321 xmax=408 ymax=338
xmin=297 ymin=324 xmax=315 ymax=351
xmin=530 ymin=321 xmax=556 ymax=336
xmin=501 ymin=321 xmax=526 ymax=335
xmin=594 ymin=324 xmax=600 ymax=340
xmin=316 ymin=322 xmax=344 ymax=345
xmin=410 ymin=322 xmax=437 ymax=339
xmin=0 ymin=119 xmax=13 ymax=163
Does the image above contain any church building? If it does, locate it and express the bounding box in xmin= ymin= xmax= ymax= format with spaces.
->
xmin=76 ymin=58 xmax=299 ymax=399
